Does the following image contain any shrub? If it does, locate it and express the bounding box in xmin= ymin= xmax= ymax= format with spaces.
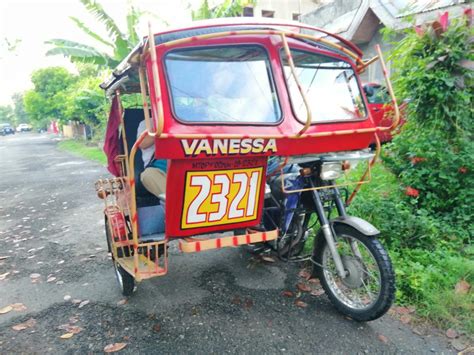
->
xmin=383 ymin=12 xmax=473 ymax=238
xmin=347 ymin=12 xmax=473 ymax=333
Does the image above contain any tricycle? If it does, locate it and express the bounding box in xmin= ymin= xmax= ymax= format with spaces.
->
xmin=96 ymin=18 xmax=400 ymax=321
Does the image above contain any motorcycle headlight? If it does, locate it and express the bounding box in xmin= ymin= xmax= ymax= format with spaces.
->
xmin=320 ymin=162 xmax=342 ymax=180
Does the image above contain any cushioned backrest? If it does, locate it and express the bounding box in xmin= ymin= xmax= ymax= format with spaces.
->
xmin=121 ymin=109 xmax=160 ymax=206
xmin=122 ymin=108 xmax=145 ymax=172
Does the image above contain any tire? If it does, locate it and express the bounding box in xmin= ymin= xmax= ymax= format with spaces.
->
xmin=114 ymin=263 xmax=136 ymax=297
xmin=105 ymin=216 xmax=136 ymax=296
xmin=104 ymin=217 xmax=112 ymax=253
xmin=312 ymin=224 xmax=395 ymax=321
xmin=277 ymin=215 xmax=305 ymax=259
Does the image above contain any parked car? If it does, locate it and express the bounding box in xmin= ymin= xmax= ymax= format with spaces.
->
xmin=363 ymin=83 xmax=406 ymax=145
xmin=16 ymin=123 xmax=32 ymax=132
xmin=0 ymin=123 xmax=15 ymax=136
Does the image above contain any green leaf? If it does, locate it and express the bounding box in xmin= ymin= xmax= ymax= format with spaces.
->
xmin=79 ymin=0 xmax=125 ymax=42
xmin=126 ymin=5 xmax=140 ymax=46
xmin=69 ymin=16 xmax=114 ymax=48
xmin=45 ymin=45 xmax=109 ymax=66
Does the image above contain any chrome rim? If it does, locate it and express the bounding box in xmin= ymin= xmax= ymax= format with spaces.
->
xmin=322 ymin=235 xmax=381 ymax=310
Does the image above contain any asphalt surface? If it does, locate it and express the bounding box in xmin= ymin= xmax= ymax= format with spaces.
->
xmin=0 ymin=133 xmax=456 ymax=354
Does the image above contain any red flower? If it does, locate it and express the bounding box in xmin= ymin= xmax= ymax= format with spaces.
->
xmin=459 ymin=167 xmax=468 ymax=174
xmin=464 ymin=8 xmax=472 ymax=26
xmin=410 ymin=157 xmax=426 ymax=164
xmin=415 ymin=25 xmax=425 ymax=37
xmin=405 ymin=186 xmax=420 ymax=198
xmin=439 ymin=11 xmax=449 ymax=32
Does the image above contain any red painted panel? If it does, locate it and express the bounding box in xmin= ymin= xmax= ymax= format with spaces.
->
xmin=153 ymin=134 xmax=373 ymax=160
xmin=165 ymin=156 xmax=268 ymax=237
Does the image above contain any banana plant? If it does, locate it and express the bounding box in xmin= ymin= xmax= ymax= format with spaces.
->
xmin=45 ymin=0 xmax=148 ymax=68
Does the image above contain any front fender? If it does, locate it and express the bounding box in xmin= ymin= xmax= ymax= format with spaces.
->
xmin=331 ymin=216 xmax=380 ymax=237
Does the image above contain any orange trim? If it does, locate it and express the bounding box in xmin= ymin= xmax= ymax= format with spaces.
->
xmin=179 ymin=229 xmax=278 ymax=253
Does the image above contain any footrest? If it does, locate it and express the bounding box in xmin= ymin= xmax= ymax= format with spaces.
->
xmin=117 ymin=239 xmax=168 ymax=281
xmin=178 ymin=229 xmax=278 ymax=253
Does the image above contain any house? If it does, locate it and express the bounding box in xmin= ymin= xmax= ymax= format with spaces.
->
xmin=301 ymin=0 xmax=470 ymax=82
xmin=241 ymin=0 xmax=324 ymax=21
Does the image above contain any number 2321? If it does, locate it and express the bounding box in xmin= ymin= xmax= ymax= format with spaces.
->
xmin=181 ymin=167 xmax=263 ymax=229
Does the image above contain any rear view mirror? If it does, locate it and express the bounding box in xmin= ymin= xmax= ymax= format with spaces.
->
xmin=364 ymin=86 xmax=375 ymax=97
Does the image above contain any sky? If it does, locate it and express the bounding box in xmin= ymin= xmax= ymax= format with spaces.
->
xmin=0 ymin=0 xmax=198 ymax=105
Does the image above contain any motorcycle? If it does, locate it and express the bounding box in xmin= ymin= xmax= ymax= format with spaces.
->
xmin=245 ymin=152 xmax=395 ymax=321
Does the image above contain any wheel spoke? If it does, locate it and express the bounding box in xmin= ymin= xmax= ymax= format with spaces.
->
xmin=321 ymin=235 xmax=382 ymax=310
xmin=358 ymin=264 xmax=379 ymax=283
xmin=360 ymin=276 xmax=374 ymax=303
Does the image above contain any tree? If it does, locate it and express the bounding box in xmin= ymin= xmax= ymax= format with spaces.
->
xmin=11 ymin=92 xmax=29 ymax=124
xmin=63 ymin=75 xmax=108 ymax=127
xmin=0 ymin=105 xmax=14 ymax=124
xmin=24 ymin=67 xmax=75 ymax=124
xmin=45 ymin=0 xmax=156 ymax=68
xmin=0 ymin=37 xmax=21 ymax=59
xmin=192 ymin=0 xmax=256 ymax=20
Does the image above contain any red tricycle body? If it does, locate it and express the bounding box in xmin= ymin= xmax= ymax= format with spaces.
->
xmin=96 ymin=18 xmax=399 ymax=320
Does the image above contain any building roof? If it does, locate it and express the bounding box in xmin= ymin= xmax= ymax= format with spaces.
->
xmin=301 ymin=0 xmax=469 ymax=43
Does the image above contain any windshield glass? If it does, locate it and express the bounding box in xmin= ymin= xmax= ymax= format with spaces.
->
xmin=282 ymin=49 xmax=367 ymax=122
xmin=165 ymin=45 xmax=281 ymax=124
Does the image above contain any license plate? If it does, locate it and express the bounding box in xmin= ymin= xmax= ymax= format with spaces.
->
xmin=181 ymin=167 xmax=264 ymax=230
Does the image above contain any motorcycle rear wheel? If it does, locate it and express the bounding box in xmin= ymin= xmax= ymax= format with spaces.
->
xmin=312 ymin=224 xmax=395 ymax=321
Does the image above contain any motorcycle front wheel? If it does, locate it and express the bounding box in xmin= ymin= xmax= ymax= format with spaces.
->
xmin=312 ymin=224 xmax=395 ymax=321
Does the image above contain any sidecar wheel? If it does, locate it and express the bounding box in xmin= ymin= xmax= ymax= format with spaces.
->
xmin=114 ymin=262 xmax=136 ymax=296
xmin=313 ymin=225 xmax=395 ymax=321
xmin=105 ymin=216 xmax=136 ymax=296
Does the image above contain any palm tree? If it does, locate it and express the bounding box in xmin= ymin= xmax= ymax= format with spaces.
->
xmin=192 ymin=0 xmax=256 ymax=20
xmin=45 ymin=0 xmax=146 ymax=68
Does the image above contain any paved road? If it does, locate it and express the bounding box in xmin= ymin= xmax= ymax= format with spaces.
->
xmin=0 ymin=133 xmax=454 ymax=354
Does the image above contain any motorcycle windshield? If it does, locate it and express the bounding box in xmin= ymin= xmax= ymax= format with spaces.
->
xmin=282 ymin=49 xmax=367 ymax=123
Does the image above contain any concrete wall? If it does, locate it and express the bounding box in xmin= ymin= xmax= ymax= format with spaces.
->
xmin=63 ymin=121 xmax=87 ymax=139
xmin=300 ymin=0 xmax=360 ymax=28
xmin=358 ymin=25 xmax=404 ymax=84
xmin=249 ymin=0 xmax=322 ymax=21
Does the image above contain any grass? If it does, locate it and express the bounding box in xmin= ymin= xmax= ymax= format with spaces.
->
xmin=57 ymin=139 xmax=106 ymax=165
